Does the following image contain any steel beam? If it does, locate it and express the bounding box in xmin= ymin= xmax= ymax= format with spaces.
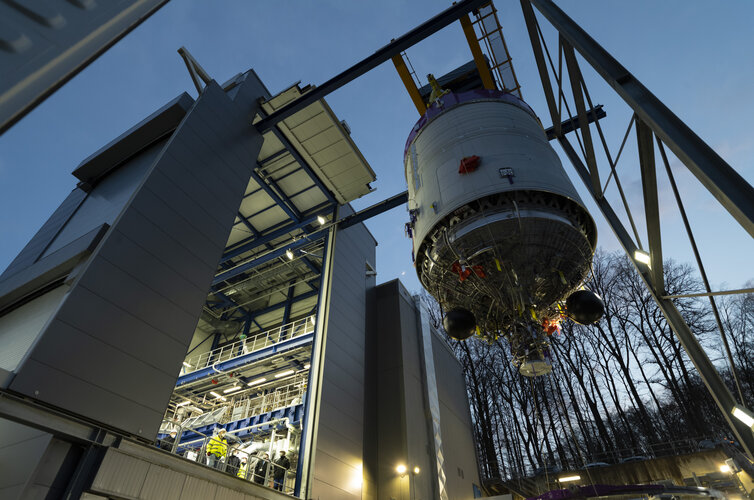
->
xmin=521 ymin=0 xmax=561 ymax=138
xmin=528 ymin=0 xmax=754 ymax=239
xmin=282 ymin=281 xmax=296 ymax=327
xmin=460 ymin=14 xmax=496 ymax=91
xmin=558 ymin=135 xmax=754 ymax=458
xmin=636 ymin=118 xmax=664 ymax=290
xmin=544 ymin=105 xmax=605 ymax=141
xmin=249 ymin=164 xmax=301 ymax=222
xmin=215 ymin=234 xmax=323 ymax=285
xmin=255 ymin=0 xmax=489 ymax=132
xmin=392 ymin=53 xmax=427 ymax=115
xmin=338 ymin=191 xmax=409 ymax=229
xmin=269 ymin=126 xmax=337 ymax=205
xmin=222 ymin=208 xmax=332 ymax=263
xmin=562 ymin=40 xmax=601 ymax=193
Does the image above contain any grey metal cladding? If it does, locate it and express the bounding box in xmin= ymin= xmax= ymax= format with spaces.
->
xmin=0 ymin=0 xmax=170 ymax=134
xmin=43 ymin=138 xmax=166 ymax=258
xmin=312 ymin=219 xmax=375 ymax=499
xmin=431 ymin=335 xmax=470 ymax=422
xmin=0 ymin=188 xmax=87 ymax=281
xmin=9 ymin=80 xmax=264 ymax=438
xmin=73 ymin=94 xmax=194 ymax=185
xmin=0 ymin=224 xmax=107 ymax=312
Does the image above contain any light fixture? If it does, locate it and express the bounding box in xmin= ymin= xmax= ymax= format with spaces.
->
xmin=396 ymin=464 xmax=407 ymax=475
xmin=176 ymin=400 xmax=191 ymax=407
xmin=247 ymin=378 xmax=266 ymax=387
xmin=310 ymin=316 xmax=315 ymax=325
xmin=223 ymin=386 xmax=242 ymax=394
xmin=286 ymin=249 xmax=294 ymax=260
xmin=304 ymin=364 xmax=311 ymax=369
xmin=317 ymin=215 xmax=326 ymax=225
xmin=182 ymin=361 xmax=192 ymax=368
xmin=732 ymin=405 xmax=754 ymax=428
xmin=413 ymin=466 xmax=420 ymax=475
xmin=275 ymin=369 xmax=295 ymax=378
xmin=559 ymin=475 xmax=581 ymax=483
xmin=634 ymin=249 xmax=651 ymax=266
xmin=209 ymin=391 xmax=226 ymax=401
xmin=720 ymin=464 xmax=732 ymax=474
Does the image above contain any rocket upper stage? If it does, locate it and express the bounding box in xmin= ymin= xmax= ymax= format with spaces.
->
xmin=404 ymin=89 xmax=598 ymax=350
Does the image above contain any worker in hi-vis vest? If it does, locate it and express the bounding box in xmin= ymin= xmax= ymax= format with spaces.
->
xmin=206 ymin=428 xmax=228 ymax=469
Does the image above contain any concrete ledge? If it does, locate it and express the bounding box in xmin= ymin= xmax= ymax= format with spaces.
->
xmin=88 ymin=439 xmax=292 ymax=500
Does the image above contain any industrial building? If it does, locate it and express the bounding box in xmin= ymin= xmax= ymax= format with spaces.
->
xmin=2 ymin=0 xmax=754 ymax=499
xmin=0 ymin=66 xmax=481 ymax=499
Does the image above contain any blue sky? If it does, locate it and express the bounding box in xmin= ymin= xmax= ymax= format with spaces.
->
xmin=1 ymin=0 xmax=752 ymax=295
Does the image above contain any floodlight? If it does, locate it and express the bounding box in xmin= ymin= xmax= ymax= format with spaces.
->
xmin=634 ymin=250 xmax=651 ymax=265
xmin=732 ymin=405 xmax=754 ymax=428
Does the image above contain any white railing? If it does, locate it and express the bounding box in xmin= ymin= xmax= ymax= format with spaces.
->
xmin=228 ymin=374 xmax=308 ymax=422
xmin=182 ymin=316 xmax=315 ymax=375
xmin=157 ymin=417 xmax=298 ymax=495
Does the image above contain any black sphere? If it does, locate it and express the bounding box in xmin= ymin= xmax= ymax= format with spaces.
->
xmin=566 ymin=289 xmax=605 ymax=325
xmin=443 ymin=308 xmax=476 ymax=340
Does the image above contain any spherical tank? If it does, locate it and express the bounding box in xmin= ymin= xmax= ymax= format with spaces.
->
xmin=404 ymin=89 xmax=597 ymax=337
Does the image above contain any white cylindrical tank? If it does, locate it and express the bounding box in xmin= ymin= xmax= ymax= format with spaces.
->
xmin=404 ymin=89 xmax=596 ymax=335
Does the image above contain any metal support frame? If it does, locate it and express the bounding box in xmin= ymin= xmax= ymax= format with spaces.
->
xmin=562 ymin=40 xmax=601 ymax=193
xmin=522 ymin=0 xmax=754 ymax=457
xmin=268 ymin=126 xmax=337 ymax=205
xmin=636 ymin=118 xmax=664 ymax=290
xmin=338 ymin=191 xmax=409 ymax=229
xmin=392 ymin=54 xmax=427 ymax=115
xmin=254 ymin=0 xmax=489 ymax=133
xmin=249 ymin=163 xmax=302 ymax=222
xmin=178 ymin=47 xmax=213 ymax=95
xmin=529 ymin=0 xmax=754 ymax=239
xmin=223 ymin=206 xmax=334 ymax=263
xmin=281 ymin=281 xmax=296 ymax=329
xmin=460 ymin=14 xmax=496 ymax=91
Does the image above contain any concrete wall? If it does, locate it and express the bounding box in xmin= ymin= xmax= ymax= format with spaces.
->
xmin=308 ymin=207 xmax=377 ymax=500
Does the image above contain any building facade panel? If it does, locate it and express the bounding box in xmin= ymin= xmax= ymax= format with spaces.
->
xmin=7 ymin=81 xmax=264 ymax=438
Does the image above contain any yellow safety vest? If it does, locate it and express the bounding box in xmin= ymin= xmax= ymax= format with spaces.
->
xmin=207 ymin=436 xmax=227 ymax=457
xmin=237 ymin=466 xmax=248 ymax=479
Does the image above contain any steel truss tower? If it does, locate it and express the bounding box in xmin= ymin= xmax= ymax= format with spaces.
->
xmin=253 ymin=0 xmax=754 ymax=458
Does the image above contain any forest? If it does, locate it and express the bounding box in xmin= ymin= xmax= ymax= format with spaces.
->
xmin=427 ymin=251 xmax=754 ymax=481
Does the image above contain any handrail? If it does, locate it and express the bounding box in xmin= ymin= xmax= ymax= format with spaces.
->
xmin=157 ymin=417 xmax=296 ymax=494
xmin=180 ymin=315 xmax=315 ymax=375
